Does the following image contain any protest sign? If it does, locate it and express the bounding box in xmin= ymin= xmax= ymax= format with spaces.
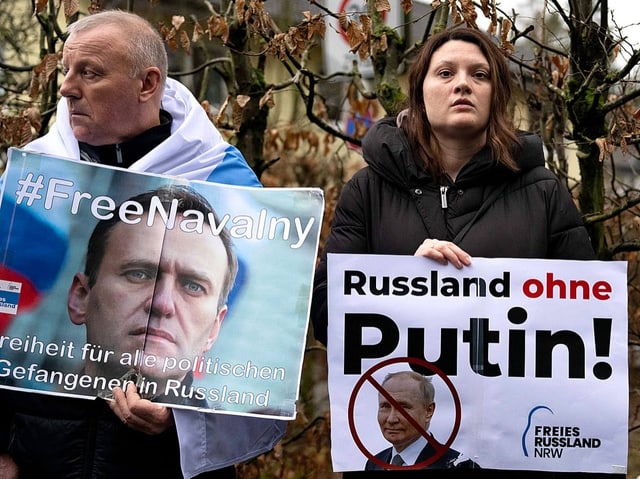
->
xmin=0 ymin=148 xmax=324 ymax=419
xmin=327 ymin=253 xmax=628 ymax=473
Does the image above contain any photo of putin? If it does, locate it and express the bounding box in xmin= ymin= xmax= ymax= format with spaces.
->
xmin=365 ymin=370 xmax=480 ymax=470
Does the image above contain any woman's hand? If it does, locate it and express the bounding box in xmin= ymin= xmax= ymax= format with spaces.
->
xmin=414 ymin=239 xmax=472 ymax=269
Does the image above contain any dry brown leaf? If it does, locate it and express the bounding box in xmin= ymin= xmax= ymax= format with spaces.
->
xmin=259 ymin=88 xmax=275 ymax=109
xmin=459 ymin=0 xmax=478 ymax=28
xmin=216 ymin=96 xmax=231 ymax=127
xmin=200 ymin=100 xmax=216 ymax=124
xmin=450 ymin=0 xmax=462 ymax=25
xmin=192 ymin=21 xmax=204 ymax=42
xmin=480 ymin=0 xmax=491 ymax=16
xmin=401 ymin=0 xmax=413 ymax=13
xmin=160 ymin=25 xmax=179 ymax=51
xmin=236 ymin=94 xmax=251 ymax=108
xmin=179 ymin=30 xmax=191 ymax=54
xmin=88 ymin=0 xmax=100 ymax=14
xmin=499 ymin=18 xmax=514 ymax=54
xmin=172 ymin=15 xmax=185 ymax=30
xmin=595 ymin=137 xmax=613 ymax=162
xmin=236 ymin=0 xmax=246 ymax=25
xmin=232 ymin=101 xmax=245 ymax=132
xmin=34 ymin=0 xmax=47 ymax=14
xmin=28 ymin=53 xmax=59 ymax=99
xmin=376 ymin=0 xmax=391 ymax=13
xmin=284 ymin=130 xmax=300 ymax=151
xmin=63 ymin=0 xmax=79 ymax=20
xmin=23 ymin=107 xmax=42 ymax=133
xmin=207 ymin=15 xmax=229 ymax=43
xmin=338 ymin=11 xmax=349 ymax=33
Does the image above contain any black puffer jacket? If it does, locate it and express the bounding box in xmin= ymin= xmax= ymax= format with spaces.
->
xmin=311 ymin=117 xmax=595 ymax=345
xmin=1 ymin=390 xmax=183 ymax=479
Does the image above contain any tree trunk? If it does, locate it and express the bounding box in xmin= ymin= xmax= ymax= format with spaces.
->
xmin=566 ymin=0 xmax=610 ymax=256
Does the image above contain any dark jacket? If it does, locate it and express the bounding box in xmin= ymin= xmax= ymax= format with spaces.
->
xmin=365 ymin=435 xmax=479 ymax=470
xmin=1 ymin=390 xmax=183 ymax=479
xmin=311 ymin=116 xmax=595 ymax=345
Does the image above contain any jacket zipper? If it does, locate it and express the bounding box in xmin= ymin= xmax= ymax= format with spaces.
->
xmin=116 ymin=144 xmax=123 ymax=164
xmin=440 ymin=186 xmax=448 ymax=209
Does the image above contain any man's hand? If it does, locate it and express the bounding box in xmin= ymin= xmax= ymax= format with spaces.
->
xmin=108 ymin=382 xmax=174 ymax=435
xmin=0 ymin=453 xmax=19 ymax=479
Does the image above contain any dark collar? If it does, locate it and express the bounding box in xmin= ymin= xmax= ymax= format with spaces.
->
xmin=79 ymin=109 xmax=172 ymax=169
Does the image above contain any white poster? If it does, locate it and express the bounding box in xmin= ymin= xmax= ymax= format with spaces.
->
xmin=327 ymin=253 xmax=628 ymax=473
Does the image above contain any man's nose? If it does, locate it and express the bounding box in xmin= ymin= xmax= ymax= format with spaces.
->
xmin=387 ymin=408 xmax=400 ymax=423
xmin=59 ymin=72 xmax=78 ymax=98
xmin=148 ymin=277 xmax=176 ymax=318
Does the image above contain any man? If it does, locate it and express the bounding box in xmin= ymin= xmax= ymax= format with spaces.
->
xmin=0 ymin=9 xmax=285 ymax=479
xmin=365 ymin=371 xmax=478 ymax=471
xmin=67 ymin=185 xmax=235 ymax=406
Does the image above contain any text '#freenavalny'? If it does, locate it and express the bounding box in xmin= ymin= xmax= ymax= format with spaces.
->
xmin=12 ymin=174 xmax=316 ymax=249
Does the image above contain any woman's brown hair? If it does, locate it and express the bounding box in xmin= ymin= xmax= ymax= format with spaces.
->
xmin=401 ymin=27 xmax=519 ymax=177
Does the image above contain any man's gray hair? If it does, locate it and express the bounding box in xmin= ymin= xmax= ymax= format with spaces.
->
xmin=67 ymin=10 xmax=168 ymax=88
xmin=382 ymin=370 xmax=435 ymax=406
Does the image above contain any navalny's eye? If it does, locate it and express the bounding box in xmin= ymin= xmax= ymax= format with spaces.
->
xmin=183 ymin=279 xmax=205 ymax=295
xmin=125 ymin=269 xmax=153 ymax=281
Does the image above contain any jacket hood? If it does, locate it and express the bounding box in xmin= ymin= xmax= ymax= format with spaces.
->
xmin=25 ymin=78 xmax=234 ymax=182
xmin=361 ymin=116 xmax=545 ymax=187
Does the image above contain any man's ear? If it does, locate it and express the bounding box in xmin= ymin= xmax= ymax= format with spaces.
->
xmin=139 ymin=67 xmax=162 ymax=103
xmin=203 ymin=305 xmax=227 ymax=352
xmin=68 ymin=273 xmax=90 ymax=325
xmin=426 ymin=402 xmax=436 ymax=422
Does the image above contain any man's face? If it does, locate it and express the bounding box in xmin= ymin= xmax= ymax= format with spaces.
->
xmin=60 ymin=26 xmax=148 ymax=146
xmin=377 ymin=375 xmax=435 ymax=453
xmin=69 ymin=215 xmax=229 ymax=380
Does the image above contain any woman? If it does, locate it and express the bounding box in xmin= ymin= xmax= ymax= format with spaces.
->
xmin=311 ymin=27 xmax=613 ymax=479
xmin=311 ymin=27 xmax=595 ymax=345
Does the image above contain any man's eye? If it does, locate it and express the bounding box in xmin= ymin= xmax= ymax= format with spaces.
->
xmin=183 ymin=280 xmax=205 ymax=294
xmin=126 ymin=270 xmax=152 ymax=281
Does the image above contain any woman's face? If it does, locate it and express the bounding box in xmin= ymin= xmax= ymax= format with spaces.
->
xmin=422 ymin=40 xmax=492 ymax=143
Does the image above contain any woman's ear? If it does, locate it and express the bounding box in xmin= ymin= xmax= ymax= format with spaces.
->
xmin=68 ymin=273 xmax=91 ymax=325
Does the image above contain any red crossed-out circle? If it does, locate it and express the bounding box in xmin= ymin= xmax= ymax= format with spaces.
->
xmin=347 ymin=356 xmax=462 ymax=471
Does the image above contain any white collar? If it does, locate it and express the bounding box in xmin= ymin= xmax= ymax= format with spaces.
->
xmin=392 ymin=433 xmax=429 ymax=466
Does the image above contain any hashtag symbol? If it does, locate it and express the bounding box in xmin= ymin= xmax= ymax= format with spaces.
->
xmin=15 ymin=173 xmax=45 ymax=206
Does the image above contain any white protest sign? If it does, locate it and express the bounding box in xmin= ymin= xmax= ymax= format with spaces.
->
xmin=327 ymin=253 xmax=628 ymax=473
